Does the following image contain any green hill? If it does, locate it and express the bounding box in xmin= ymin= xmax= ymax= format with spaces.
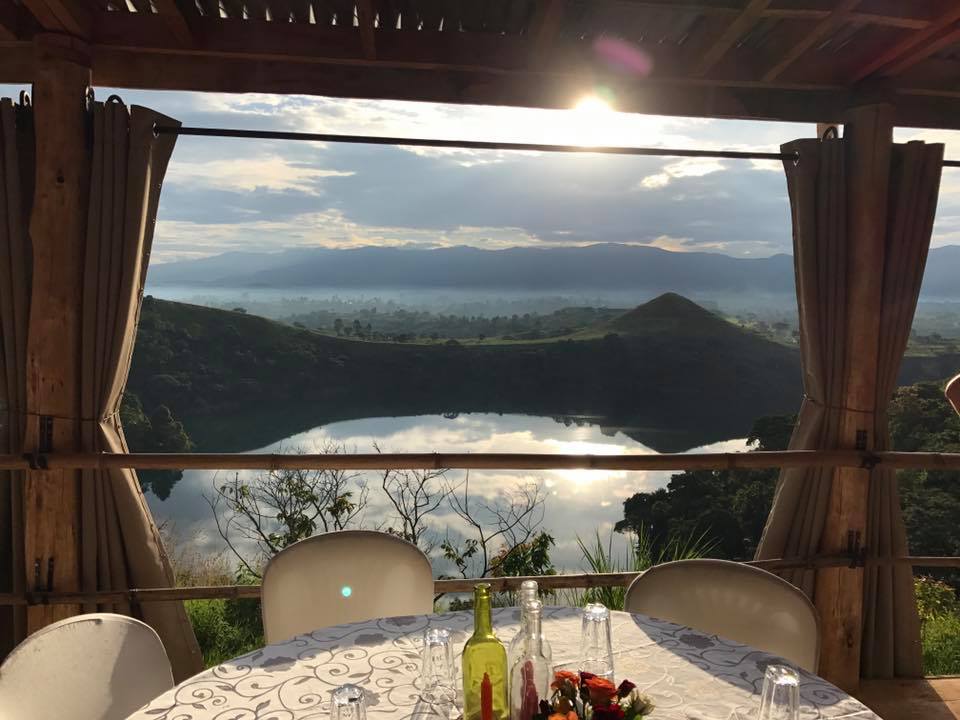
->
xmin=126 ymin=293 xmax=805 ymax=455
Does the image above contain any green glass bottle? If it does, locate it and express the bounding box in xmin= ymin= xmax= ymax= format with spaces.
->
xmin=462 ymin=583 xmax=508 ymax=720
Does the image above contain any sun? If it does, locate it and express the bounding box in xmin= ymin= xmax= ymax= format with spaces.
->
xmin=573 ymin=96 xmax=614 ymax=115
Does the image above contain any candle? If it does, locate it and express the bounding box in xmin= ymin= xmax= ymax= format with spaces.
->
xmin=481 ymin=672 xmax=493 ymax=720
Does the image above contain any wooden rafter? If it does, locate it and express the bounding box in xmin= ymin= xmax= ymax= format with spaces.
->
xmin=356 ymin=0 xmax=376 ymax=60
xmin=762 ymin=0 xmax=861 ymax=82
xmin=0 ymin=1 xmax=19 ymax=40
xmin=693 ymin=0 xmax=770 ymax=77
xmin=850 ymin=5 xmax=960 ymax=82
xmin=20 ymin=0 xmax=91 ymax=37
xmin=152 ymin=0 xmax=194 ymax=47
xmin=527 ymin=0 xmax=564 ymax=64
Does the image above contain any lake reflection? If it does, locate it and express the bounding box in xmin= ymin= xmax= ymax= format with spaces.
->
xmin=147 ymin=413 xmax=747 ymax=570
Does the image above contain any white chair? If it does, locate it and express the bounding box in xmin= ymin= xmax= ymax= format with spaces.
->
xmin=624 ymin=558 xmax=820 ymax=671
xmin=261 ymin=530 xmax=434 ymax=643
xmin=0 ymin=612 xmax=174 ymax=720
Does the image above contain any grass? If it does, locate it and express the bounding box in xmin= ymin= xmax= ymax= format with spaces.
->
xmin=562 ymin=529 xmax=715 ymax=610
xmin=163 ymin=527 xmax=265 ymax=667
xmin=922 ymin=613 xmax=960 ymax=675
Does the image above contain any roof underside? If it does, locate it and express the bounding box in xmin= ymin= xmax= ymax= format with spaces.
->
xmin=4 ymin=0 xmax=960 ymax=128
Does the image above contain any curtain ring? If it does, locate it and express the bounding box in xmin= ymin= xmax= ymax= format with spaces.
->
xmin=820 ymin=125 xmax=839 ymax=141
xmin=106 ymin=94 xmax=126 ymax=105
xmin=18 ymin=90 xmax=30 ymax=107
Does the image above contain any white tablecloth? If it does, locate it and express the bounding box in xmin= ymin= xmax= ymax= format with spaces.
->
xmin=127 ymin=606 xmax=880 ymax=720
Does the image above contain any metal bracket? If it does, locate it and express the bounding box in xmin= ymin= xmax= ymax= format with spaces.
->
xmin=39 ymin=415 xmax=53 ymax=454
xmin=847 ymin=530 xmax=867 ymax=568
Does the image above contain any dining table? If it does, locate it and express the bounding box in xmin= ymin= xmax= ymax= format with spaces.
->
xmin=126 ymin=606 xmax=881 ymax=720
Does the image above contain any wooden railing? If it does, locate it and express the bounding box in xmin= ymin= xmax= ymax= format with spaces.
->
xmin=4 ymin=448 xmax=960 ymax=471
xmin=2 ymin=448 xmax=958 ymax=608
xmin=1 ymin=556 xmax=959 ymax=607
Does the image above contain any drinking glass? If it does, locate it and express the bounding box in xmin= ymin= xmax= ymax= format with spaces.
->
xmin=421 ymin=627 xmax=457 ymax=703
xmin=579 ymin=603 xmax=614 ymax=681
xmin=757 ymin=665 xmax=800 ymax=720
xmin=332 ymin=684 xmax=367 ymax=720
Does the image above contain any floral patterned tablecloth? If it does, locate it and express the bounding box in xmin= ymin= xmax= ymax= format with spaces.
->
xmin=127 ymin=606 xmax=880 ymax=720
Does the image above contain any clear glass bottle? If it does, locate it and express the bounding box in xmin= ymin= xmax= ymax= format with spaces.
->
xmin=509 ymin=600 xmax=551 ymax=720
xmin=507 ymin=580 xmax=552 ymax=670
xmin=462 ymin=583 xmax=508 ymax=720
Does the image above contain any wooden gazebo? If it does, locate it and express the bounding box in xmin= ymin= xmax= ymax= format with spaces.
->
xmin=2 ymin=0 xmax=960 ymax=701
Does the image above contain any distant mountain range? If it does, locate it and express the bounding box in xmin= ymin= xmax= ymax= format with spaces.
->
xmin=146 ymin=243 xmax=960 ymax=298
xmin=147 ymin=244 xmax=795 ymax=293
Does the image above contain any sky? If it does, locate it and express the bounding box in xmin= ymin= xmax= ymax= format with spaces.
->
xmin=3 ymin=84 xmax=959 ymax=263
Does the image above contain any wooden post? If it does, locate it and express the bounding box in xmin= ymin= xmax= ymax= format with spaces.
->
xmin=22 ymin=34 xmax=90 ymax=632
xmin=814 ymin=103 xmax=894 ymax=692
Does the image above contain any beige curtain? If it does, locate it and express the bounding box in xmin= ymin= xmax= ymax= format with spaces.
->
xmin=80 ymin=100 xmax=201 ymax=680
xmin=0 ymin=97 xmax=31 ymax=657
xmin=757 ymin=137 xmax=943 ymax=678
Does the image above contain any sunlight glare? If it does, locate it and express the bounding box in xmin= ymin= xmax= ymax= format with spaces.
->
xmin=574 ymin=96 xmax=614 ymax=116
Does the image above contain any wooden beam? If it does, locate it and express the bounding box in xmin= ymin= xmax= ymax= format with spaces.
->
xmin=356 ymin=0 xmax=376 ymax=60
xmin=152 ymin=0 xmax=194 ymax=47
xmin=813 ymin=102 xmax=895 ymax=694
xmin=527 ymin=0 xmax=564 ymax=65
xmin=849 ymin=5 xmax=960 ymax=82
xmin=23 ymin=33 xmax=91 ymax=634
xmin=882 ymin=23 xmax=960 ymax=77
xmin=20 ymin=0 xmax=90 ymax=38
xmin=693 ymin=0 xmax=770 ymax=77
xmin=762 ymin=0 xmax=861 ymax=82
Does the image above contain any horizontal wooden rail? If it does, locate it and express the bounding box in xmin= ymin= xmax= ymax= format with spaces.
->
xmin=4 ymin=556 xmax=956 ymax=607
xmin=4 ymin=449 xmax=960 ymax=472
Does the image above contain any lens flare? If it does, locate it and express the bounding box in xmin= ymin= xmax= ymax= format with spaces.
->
xmin=341 ymin=586 xmax=353 ymax=598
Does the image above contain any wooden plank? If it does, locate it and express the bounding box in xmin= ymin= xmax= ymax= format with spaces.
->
xmin=849 ymin=4 xmax=960 ymax=82
xmin=882 ymin=24 xmax=960 ymax=77
xmin=357 ymin=0 xmax=376 ymax=60
xmin=762 ymin=0 xmax=861 ymax=82
xmin=693 ymin=0 xmax=770 ymax=77
xmin=527 ymin=0 xmax=563 ymax=64
xmin=152 ymin=0 xmax=194 ymax=46
xmin=23 ymin=35 xmax=91 ymax=633
xmin=20 ymin=0 xmax=91 ymax=37
xmin=813 ymin=102 xmax=894 ymax=694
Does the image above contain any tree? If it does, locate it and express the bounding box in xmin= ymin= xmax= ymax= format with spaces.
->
xmin=378 ymin=459 xmax=448 ymax=553
xmin=206 ymin=442 xmax=369 ymax=577
xmin=441 ymin=473 xmax=547 ymax=578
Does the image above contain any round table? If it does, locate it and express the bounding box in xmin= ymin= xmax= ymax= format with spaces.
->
xmin=127 ymin=606 xmax=880 ymax=720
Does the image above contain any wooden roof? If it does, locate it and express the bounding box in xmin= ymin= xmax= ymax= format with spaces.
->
xmin=4 ymin=0 xmax=960 ymax=128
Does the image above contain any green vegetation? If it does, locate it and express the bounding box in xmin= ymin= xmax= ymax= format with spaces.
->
xmin=119 ymin=393 xmax=192 ymax=499
xmin=286 ymin=306 xmax=623 ymax=343
xmin=915 ymin=576 xmax=960 ymax=675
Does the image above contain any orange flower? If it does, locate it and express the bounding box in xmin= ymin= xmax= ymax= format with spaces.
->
xmin=551 ymin=670 xmax=580 ymax=692
xmin=584 ymin=676 xmax=618 ymax=704
xmin=548 ymin=712 xmax=577 ymax=720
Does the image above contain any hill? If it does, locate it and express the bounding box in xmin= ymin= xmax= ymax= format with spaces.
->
xmin=126 ymin=294 xmax=805 ymax=455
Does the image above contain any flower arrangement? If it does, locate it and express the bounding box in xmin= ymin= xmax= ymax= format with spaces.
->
xmin=534 ymin=670 xmax=655 ymax=720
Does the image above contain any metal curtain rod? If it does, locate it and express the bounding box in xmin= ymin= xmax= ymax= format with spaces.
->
xmin=154 ymin=124 xmax=795 ymax=162
xmin=154 ymin=125 xmax=960 ymax=166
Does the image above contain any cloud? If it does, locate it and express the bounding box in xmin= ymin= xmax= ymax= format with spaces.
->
xmin=167 ymin=155 xmax=353 ymax=193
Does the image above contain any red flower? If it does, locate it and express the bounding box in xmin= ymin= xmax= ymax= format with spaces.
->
xmin=592 ymin=704 xmax=625 ymax=720
xmin=584 ymin=677 xmax=618 ymax=705
xmin=552 ymin=670 xmax=580 ymax=692
xmin=616 ymin=680 xmax=636 ymax=698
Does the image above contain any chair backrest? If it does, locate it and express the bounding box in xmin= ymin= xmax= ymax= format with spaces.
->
xmin=261 ymin=530 xmax=434 ymax=642
xmin=624 ymin=559 xmax=820 ymax=671
xmin=0 ymin=612 xmax=174 ymax=720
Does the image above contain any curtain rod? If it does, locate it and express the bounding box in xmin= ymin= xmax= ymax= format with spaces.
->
xmin=154 ymin=125 xmax=960 ymax=166
xmin=154 ymin=124 xmax=796 ymax=161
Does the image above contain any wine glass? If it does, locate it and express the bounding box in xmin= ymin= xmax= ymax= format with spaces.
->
xmin=332 ymin=684 xmax=367 ymax=720
xmin=579 ymin=603 xmax=614 ymax=681
xmin=421 ymin=627 xmax=457 ymax=703
xmin=757 ymin=665 xmax=800 ymax=720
